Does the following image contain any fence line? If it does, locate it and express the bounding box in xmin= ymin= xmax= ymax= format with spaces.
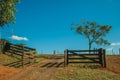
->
xmin=3 ymin=42 xmax=36 ymax=67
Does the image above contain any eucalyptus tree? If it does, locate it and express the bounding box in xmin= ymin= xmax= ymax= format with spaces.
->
xmin=0 ymin=0 xmax=19 ymax=52
xmin=0 ymin=0 xmax=20 ymax=27
xmin=71 ymin=21 xmax=112 ymax=50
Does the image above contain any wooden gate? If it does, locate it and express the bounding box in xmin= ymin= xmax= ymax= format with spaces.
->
xmin=64 ymin=48 xmax=106 ymax=67
xmin=3 ymin=42 xmax=36 ymax=67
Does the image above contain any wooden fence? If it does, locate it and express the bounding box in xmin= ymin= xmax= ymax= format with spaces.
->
xmin=3 ymin=42 xmax=36 ymax=67
xmin=64 ymin=48 xmax=106 ymax=67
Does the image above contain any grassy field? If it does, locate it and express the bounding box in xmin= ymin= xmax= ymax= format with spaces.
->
xmin=106 ymin=55 xmax=120 ymax=74
xmin=0 ymin=54 xmax=21 ymax=80
xmin=0 ymin=53 xmax=120 ymax=80
xmin=53 ymin=67 xmax=120 ymax=80
xmin=0 ymin=54 xmax=18 ymax=65
xmin=14 ymin=66 xmax=120 ymax=80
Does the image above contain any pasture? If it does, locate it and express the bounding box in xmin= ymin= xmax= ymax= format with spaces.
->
xmin=0 ymin=53 xmax=120 ymax=80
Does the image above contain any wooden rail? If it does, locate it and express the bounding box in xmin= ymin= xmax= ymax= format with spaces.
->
xmin=3 ymin=42 xmax=36 ymax=67
xmin=64 ymin=48 xmax=106 ymax=67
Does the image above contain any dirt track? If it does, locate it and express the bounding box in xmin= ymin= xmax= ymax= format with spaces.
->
xmin=0 ymin=55 xmax=120 ymax=80
xmin=0 ymin=65 xmax=21 ymax=80
xmin=7 ymin=59 xmax=64 ymax=80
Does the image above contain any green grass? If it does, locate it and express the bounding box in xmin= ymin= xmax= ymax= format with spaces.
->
xmin=53 ymin=67 xmax=120 ymax=80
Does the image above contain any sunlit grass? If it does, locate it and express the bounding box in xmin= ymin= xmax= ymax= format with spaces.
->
xmin=53 ymin=67 xmax=120 ymax=80
xmin=0 ymin=54 xmax=18 ymax=65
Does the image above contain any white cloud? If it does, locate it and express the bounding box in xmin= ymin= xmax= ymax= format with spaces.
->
xmin=106 ymin=47 xmax=113 ymax=51
xmin=111 ymin=42 xmax=120 ymax=46
xmin=11 ymin=35 xmax=28 ymax=41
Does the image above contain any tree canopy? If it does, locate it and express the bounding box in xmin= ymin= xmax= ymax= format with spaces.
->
xmin=71 ymin=21 xmax=112 ymax=50
xmin=0 ymin=0 xmax=20 ymax=27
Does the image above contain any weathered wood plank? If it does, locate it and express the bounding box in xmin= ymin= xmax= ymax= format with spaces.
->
xmin=69 ymin=61 xmax=100 ymax=63
xmin=68 ymin=54 xmax=99 ymax=56
xmin=64 ymin=48 xmax=106 ymax=67
xmin=68 ymin=50 xmax=98 ymax=52
xmin=68 ymin=57 xmax=99 ymax=60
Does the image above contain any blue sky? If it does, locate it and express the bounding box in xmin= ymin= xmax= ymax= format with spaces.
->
xmin=1 ymin=0 xmax=120 ymax=54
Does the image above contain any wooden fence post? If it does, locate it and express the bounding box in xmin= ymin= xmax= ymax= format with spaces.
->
xmin=101 ymin=48 xmax=104 ymax=67
xmin=119 ymin=48 xmax=120 ymax=55
xmin=11 ymin=44 xmax=13 ymax=57
xmin=22 ymin=52 xmax=24 ymax=67
xmin=22 ymin=45 xmax=24 ymax=67
xmin=98 ymin=48 xmax=103 ymax=67
xmin=103 ymin=49 xmax=106 ymax=67
xmin=34 ymin=50 xmax=36 ymax=63
xmin=98 ymin=48 xmax=106 ymax=67
xmin=28 ymin=52 xmax=31 ymax=64
xmin=64 ymin=49 xmax=68 ymax=67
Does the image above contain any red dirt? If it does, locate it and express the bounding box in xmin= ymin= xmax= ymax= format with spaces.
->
xmin=0 ymin=65 xmax=21 ymax=80
xmin=0 ymin=55 xmax=120 ymax=80
xmin=7 ymin=59 xmax=64 ymax=80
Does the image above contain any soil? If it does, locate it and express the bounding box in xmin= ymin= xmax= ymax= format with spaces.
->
xmin=0 ymin=55 xmax=120 ymax=80
xmin=106 ymin=55 xmax=120 ymax=74
xmin=0 ymin=65 xmax=21 ymax=80
xmin=5 ymin=59 xmax=64 ymax=80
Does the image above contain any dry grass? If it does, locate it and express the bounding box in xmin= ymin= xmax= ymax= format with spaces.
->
xmin=0 ymin=54 xmax=120 ymax=80
xmin=53 ymin=67 xmax=120 ymax=80
xmin=0 ymin=54 xmax=22 ymax=80
xmin=106 ymin=55 xmax=120 ymax=74
xmin=0 ymin=54 xmax=18 ymax=65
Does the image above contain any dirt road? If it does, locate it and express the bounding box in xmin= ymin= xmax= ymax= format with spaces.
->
xmin=8 ymin=59 xmax=64 ymax=80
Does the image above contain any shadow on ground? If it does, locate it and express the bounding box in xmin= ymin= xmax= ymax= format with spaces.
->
xmin=3 ymin=60 xmax=31 ymax=68
xmin=41 ymin=62 xmax=64 ymax=68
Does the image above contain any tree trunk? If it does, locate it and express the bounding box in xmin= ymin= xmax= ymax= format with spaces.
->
xmin=89 ymin=43 xmax=91 ymax=50
xmin=89 ymin=42 xmax=92 ymax=54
